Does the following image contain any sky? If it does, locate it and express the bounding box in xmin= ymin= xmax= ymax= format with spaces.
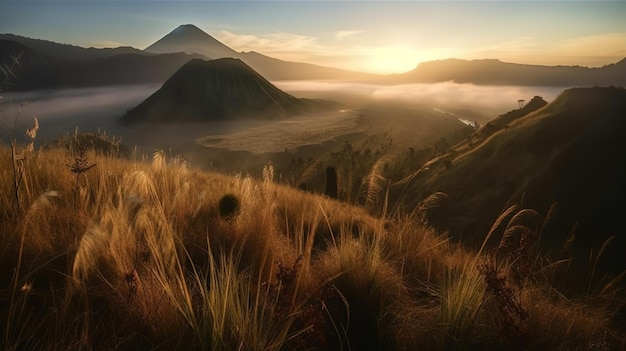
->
xmin=1 ymin=1 xmax=625 ymax=74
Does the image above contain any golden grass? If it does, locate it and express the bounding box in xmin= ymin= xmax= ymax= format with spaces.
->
xmin=0 ymin=144 xmax=623 ymax=350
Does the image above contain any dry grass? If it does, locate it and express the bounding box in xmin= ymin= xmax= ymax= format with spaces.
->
xmin=0 ymin=142 xmax=623 ymax=350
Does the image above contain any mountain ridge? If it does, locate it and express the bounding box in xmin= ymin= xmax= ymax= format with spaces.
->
xmin=0 ymin=33 xmax=145 ymax=60
xmin=144 ymin=24 xmax=379 ymax=81
xmin=2 ymin=27 xmax=625 ymax=89
xmin=0 ymin=30 xmax=379 ymax=89
xmin=0 ymin=38 xmax=205 ymax=90
xmin=391 ymin=57 xmax=626 ymax=86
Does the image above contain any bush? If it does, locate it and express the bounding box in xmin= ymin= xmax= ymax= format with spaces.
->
xmin=218 ymin=193 xmax=240 ymax=220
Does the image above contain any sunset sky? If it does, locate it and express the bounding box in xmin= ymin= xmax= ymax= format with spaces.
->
xmin=1 ymin=1 xmax=625 ymax=74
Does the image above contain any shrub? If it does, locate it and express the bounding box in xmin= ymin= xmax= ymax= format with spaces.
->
xmin=218 ymin=193 xmax=240 ymax=220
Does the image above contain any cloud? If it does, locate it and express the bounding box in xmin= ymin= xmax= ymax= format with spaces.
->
xmin=216 ymin=30 xmax=379 ymax=70
xmin=482 ymin=36 xmax=538 ymax=53
xmin=556 ymin=33 xmax=626 ymax=57
xmin=215 ymin=30 xmax=428 ymax=73
xmin=217 ymin=30 xmax=323 ymax=54
xmin=335 ymin=30 xmax=361 ymax=41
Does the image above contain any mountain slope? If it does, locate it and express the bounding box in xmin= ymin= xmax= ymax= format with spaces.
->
xmin=144 ymin=24 xmax=237 ymax=58
xmin=237 ymin=51 xmax=378 ymax=81
xmin=393 ymin=86 xmax=626 ymax=273
xmin=0 ymin=39 xmax=204 ymax=90
xmin=0 ymin=39 xmax=62 ymax=89
xmin=391 ymin=58 xmax=626 ymax=86
xmin=120 ymin=58 xmax=329 ymax=124
xmin=0 ymin=33 xmax=144 ymax=60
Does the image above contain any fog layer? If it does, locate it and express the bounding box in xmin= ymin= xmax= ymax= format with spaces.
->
xmin=1 ymin=81 xmax=565 ymax=150
xmin=275 ymin=81 xmax=564 ymax=122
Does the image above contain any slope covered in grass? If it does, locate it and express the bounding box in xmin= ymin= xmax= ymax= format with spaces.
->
xmin=394 ymin=87 xmax=626 ymax=277
xmin=0 ymin=142 xmax=624 ymax=350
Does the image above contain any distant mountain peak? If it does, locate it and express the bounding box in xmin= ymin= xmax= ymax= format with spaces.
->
xmin=170 ymin=24 xmax=209 ymax=38
xmin=174 ymin=24 xmax=201 ymax=31
xmin=144 ymin=24 xmax=237 ymax=58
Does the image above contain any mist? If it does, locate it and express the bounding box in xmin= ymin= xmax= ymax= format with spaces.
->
xmin=0 ymin=84 xmax=160 ymax=144
xmin=275 ymin=81 xmax=565 ymax=122
xmin=1 ymin=81 xmax=567 ymax=154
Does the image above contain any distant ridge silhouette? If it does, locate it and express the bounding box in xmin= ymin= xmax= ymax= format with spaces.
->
xmin=0 ymin=37 xmax=204 ymax=90
xmin=391 ymin=58 xmax=626 ymax=86
xmin=2 ymin=27 xmax=625 ymax=89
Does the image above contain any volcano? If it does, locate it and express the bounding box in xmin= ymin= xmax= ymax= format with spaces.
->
xmin=120 ymin=58 xmax=323 ymax=124
xmin=144 ymin=24 xmax=237 ymax=58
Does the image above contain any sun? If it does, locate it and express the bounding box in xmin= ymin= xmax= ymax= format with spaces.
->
xmin=358 ymin=45 xmax=419 ymax=74
xmin=359 ymin=45 xmax=460 ymax=74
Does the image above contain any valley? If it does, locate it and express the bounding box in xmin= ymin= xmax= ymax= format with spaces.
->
xmin=1 ymin=8 xmax=626 ymax=349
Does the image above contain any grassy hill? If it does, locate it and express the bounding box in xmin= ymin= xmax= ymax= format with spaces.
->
xmin=1 ymin=134 xmax=624 ymax=349
xmin=393 ymin=87 xmax=626 ymax=278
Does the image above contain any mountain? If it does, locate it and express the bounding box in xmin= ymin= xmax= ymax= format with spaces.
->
xmin=1 ymin=26 xmax=378 ymax=90
xmin=390 ymin=58 xmax=626 ymax=86
xmin=237 ymin=51 xmax=378 ymax=81
xmin=144 ymin=24 xmax=237 ymax=58
xmin=145 ymin=24 xmax=379 ymax=81
xmin=0 ymin=38 xmax=204 ymax=90
xmin=0 ymin=33 xmax=144 ymax=60
xmin=393 ymin=86 xmax=626 ymax=273
xmin=0 ymin=39 xmax=61 ymax=89
xmin=120 ymin=58 xmax=332 ymax=124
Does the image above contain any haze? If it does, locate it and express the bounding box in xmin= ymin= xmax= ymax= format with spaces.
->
xmin=1 ymin=1 xmax=625 ymax=73
xmin=0 ymin=81 xmax=562 ymax=154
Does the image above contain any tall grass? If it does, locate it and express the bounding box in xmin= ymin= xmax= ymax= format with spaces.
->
xmin=0 ymin=142 xmax=623 ymax=350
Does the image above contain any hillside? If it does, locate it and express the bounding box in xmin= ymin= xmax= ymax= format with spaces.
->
xmin=390 ymin=58 xmax=626 ymax=86
xmin=1 ymin=143 xmax=623 ymax=350
xmin=0 ymin=38 xmax=204 ymax=90
xmin=0 ymin=39 xmax=61 ymax=89
xmin=120 ymin=58 xmax=332 ymax=124
xmin=0 ymin=33 xmax=144 ymax=60
xmin=394 ymin=86 xmax=626 ymax=274
xmin=237 ymin=51 xmax=379 ymax=81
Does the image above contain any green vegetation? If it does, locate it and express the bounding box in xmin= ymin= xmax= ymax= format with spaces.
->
xmin=1 ymin=130 xmax=623 ymax=350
